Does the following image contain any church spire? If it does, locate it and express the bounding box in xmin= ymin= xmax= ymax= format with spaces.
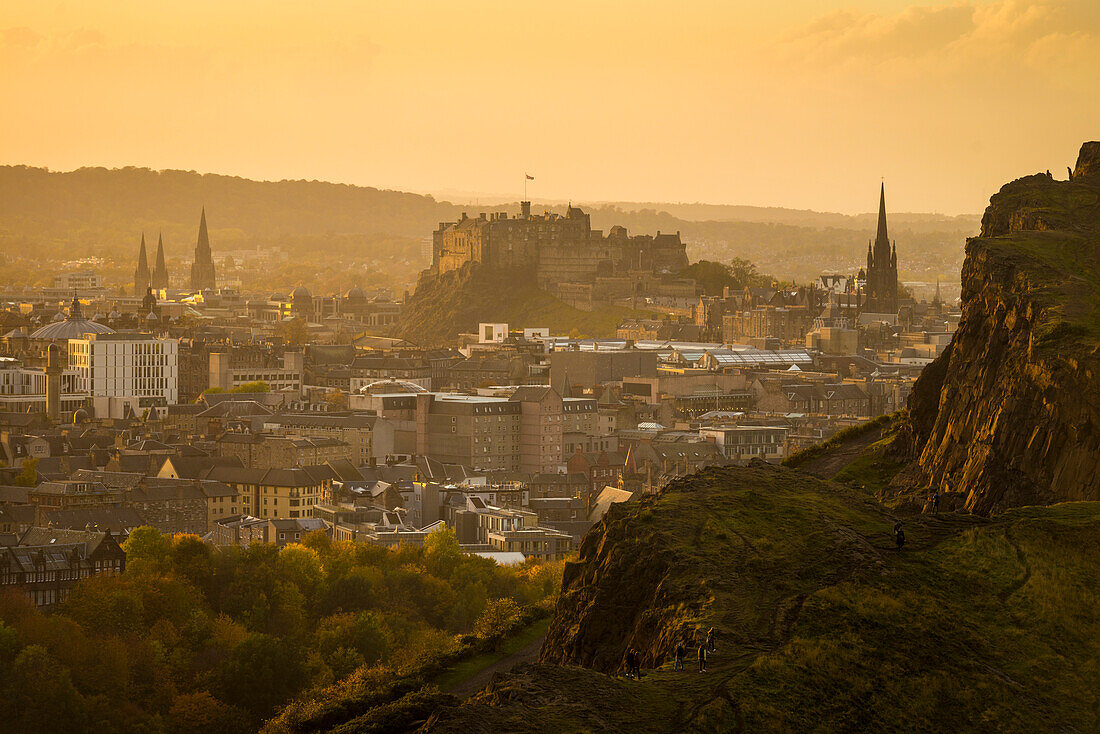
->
xmin=197 ymin=207 xmax=210 ymax=255
xmin=152 ymin=232 xmax=169 ymax=290
xmin=190 ymin=207 xmax=217 ymax=291
xmin=134 ymin=233 xmax=150 ymax=296
xmin=875 ymin=181 xmax=890 ymax=248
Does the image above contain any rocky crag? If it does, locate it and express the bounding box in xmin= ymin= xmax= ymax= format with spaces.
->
xmin=394 ymin=263 xmax=641 ymax=346
xmin=895 ymin=141 xmax=1100 ymax=514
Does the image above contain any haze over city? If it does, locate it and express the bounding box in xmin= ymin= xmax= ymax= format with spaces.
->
xmin=1 ymin=3 xmax=1099 ymax=733
xmin=3 ymin=0 xmax=1098 ymax=213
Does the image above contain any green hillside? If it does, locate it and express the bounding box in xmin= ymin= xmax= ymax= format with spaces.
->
xmin=417 ymin=464 xmax=1100 ymax=733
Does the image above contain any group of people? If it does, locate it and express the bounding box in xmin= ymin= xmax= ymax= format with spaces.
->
xmin=626 ymin=627 xmax=717 ymax=679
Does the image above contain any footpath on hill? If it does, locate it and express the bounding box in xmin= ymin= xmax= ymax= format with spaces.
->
xmin=439 ymin=619 xmax=550 ymax=698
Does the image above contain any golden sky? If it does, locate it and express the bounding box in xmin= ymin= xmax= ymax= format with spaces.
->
xmin=2 ymin=0 xmax=1097 ymax=214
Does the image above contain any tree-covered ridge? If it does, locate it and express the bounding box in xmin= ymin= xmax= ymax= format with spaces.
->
xmin=0 ymin=527 xmax=562 ymax=733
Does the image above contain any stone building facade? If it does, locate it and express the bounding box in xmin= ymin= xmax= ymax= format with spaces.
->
xmin=431 ymin=204 xmax=689 ymax=295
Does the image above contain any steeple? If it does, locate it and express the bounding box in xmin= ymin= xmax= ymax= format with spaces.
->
xmin=152 ymin=232 xmax=169 ymax=290
xmin=134 ymin=233 xmax=150 ymax=296
xmin=197 ymin=207 xmax=210 ymax=254
xmin=875 ymin=181 xmax=889 ymax=248
xmin=862 ymin=182 xmax=900 ymax=315
xmin=932 ymin=278 xmax=942 ymax=306
xmin=189 ymin=207 xmax=217 ymax=291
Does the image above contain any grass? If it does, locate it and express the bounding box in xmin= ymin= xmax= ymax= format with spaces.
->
xmin=433 ymin=617 xmax=550 ymax=692
xmin=783 ymin=412 xmax=899 ymax=470
xmin=831 ymin=436 xmax=905 ymax=493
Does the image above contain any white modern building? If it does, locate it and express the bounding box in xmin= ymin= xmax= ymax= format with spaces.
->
xmin=0 ymin=356 xmax=86 ymax=415
xmin=68 ymin=333 xmax=179 ymax=419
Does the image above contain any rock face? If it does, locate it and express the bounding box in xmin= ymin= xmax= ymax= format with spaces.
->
xmin=540 ymin=464 xmax=888 ymax=671
xmin=899 ymin=141 xmax=1100 ymax=515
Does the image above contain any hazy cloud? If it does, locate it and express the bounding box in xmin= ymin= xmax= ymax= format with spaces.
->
xmin=780 ymin=0 xmax=1100 ymax=81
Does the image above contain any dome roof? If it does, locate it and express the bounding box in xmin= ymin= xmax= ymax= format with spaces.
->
xmin=31 ymin=318 xmax=116 ymax=340
xmin=73 ymin=408 xmax=91 ymax=424
xmin=31 ymin=298 xmax=116 ymax=340
xmin=344 ymin=285 xmax=366 ymax=300
xmin=291 ymin=285 xmax=312 ymax=300
xmin=358 ymin=378 xmax=427 ymax=395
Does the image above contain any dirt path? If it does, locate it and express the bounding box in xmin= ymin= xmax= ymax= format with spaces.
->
xmin=796 ymin=429 xmax=885 ymax=479
xmin=446 ymin=631 xmax=548 ymax=698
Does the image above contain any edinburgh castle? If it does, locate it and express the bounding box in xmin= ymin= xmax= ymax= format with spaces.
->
xmin=430 ymin=202 xmax=690 ymax=306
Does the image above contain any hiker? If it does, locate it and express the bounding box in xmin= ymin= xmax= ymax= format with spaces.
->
xmin=625 ymin=649 xmax=636 ymax=679
xmin=707 ymin=627 xmax=716 ymax=652
xmin=931 ymin=492 xmax=940 ymax=513
xmin=895 ymin=525 xmax=906 ymax=550
xmin=674 ymin=642 xmax=685 ymax=671
xmin=632 ymin=649 xmax=641 ymax=679
xmin=698 ymin=642 xmax=707 ymax=673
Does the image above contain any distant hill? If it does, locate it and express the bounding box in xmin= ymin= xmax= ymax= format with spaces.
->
xmin=0 ymin=165 xmax=461 ymax=259
xmin=0 ymin=165 xmax=979 ymax=286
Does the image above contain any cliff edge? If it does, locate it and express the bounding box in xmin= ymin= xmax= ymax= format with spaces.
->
xmin=896 ymin=141 xmax=1100 ymax=514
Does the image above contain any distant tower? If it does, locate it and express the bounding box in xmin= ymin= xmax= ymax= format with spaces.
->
xmin=152 ymin=232 xmax=170 ymax=290
xmin=189 ymin=208 xmax=217 ymax=291
xmin=45 ymin=343 xmax=62 ymax=421
xmin=862 ymin=183 xmax=899 ymax=313
xmin=134 ymin=233 xmax=150 ymax=296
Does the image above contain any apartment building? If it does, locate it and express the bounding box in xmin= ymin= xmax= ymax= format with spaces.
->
xmin=205 ymin=465 xmax=335 ymax=520
xmin=68 ymin=333 xmax=179 ymax=418
xmin=700 ymin=426 xmax=790 ymax=464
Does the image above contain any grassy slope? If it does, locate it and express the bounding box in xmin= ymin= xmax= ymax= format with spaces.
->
xmin=420 ymin=465 xmax=1100 ymax=733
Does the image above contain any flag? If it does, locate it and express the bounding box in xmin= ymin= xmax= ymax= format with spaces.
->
xmin=525 ymin=174 xmax=534 ymax=180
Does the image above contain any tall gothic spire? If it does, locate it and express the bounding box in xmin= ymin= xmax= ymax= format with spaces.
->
xmin=863 ymin=182 xmax=900 ymax=315
xmin=197 ymin=207 xmax=210 ymax=256
xmin=134 ymin=233 xmax=150 ymax=296
xmin=189 ymin=207 xmax=217 ymax=291
xmin=875 ymin=181 xmax=890 ymax=248
xmin=152 ymin=232 xmax=170 ymax=290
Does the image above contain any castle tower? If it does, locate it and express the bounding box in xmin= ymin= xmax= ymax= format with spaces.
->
xmin=152 ymin=232 xmax=170 ymax=290
xmin=863 ymin=183 xmax=899 ymax=313
xmin=189 ymin=208 xmax=217 ymax=291
xmin=134 ymin=233 xmax=150 ymax=296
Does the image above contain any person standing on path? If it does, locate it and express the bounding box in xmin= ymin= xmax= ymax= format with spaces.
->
xmin=625 ymin=649 xmax=636 ymax=679
xmin=674 ymin=642 xmax=685 ymax=670
xmin=698 ymin=643 xmax=707 ymax=673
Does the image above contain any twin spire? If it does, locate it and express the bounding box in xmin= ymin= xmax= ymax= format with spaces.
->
xmin=134 ymin=208 xmax=216 ymax=294
xmin=134 ymin=231 xmax=170 ymax=294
